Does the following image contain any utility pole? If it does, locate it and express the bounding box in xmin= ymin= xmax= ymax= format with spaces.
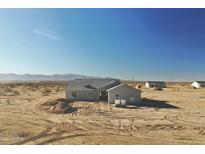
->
xmin=131 ymin=76 xmax=134 ymax=87
xmin=170 ymin=73 xmax=173 ymax=85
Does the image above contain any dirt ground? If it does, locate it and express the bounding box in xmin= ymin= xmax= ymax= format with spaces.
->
xmin=0 ymin=82 xmax=205 ymax=145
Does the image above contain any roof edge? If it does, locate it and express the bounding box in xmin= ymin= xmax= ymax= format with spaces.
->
xmin=107 ymin=83 xmax=142 ymax=92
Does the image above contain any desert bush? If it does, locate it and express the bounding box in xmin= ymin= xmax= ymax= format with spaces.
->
xmin=32 ymin=87 xmax=36 ymax=91
xmin=55 ymin=86 xmax=60 ymax=92
xmin=6 ymin=100 xmax=10 ymax=105
xmin=27 ymin=86 xmax=36 ymax=91
xmin=172 ymin=87 xmax=180 ymax=92
xmin=10 ymin=84 xmax=15 ymax=88
xmin=17 ymin=131 xmax=30 ymax=138
xmin=42 ymin=87 xmax=52 ymax=96
xmin=13 ymin=90 xmax=20 ymax=95
xmin=5 ymin=87 xmax=12 ymax=92
xmin=44 ymin=87 xmax=51 ymax=93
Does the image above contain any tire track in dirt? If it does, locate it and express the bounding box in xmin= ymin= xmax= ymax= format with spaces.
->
xmin=11 ymin=119 xmax=88 ymax=145
xmin=164 ymin=113 xmax=205 ymax=128
xmin=164 ymin=112 xmax=205 ymax=136
xmin=11 ymin=127 xmax=51 ymax=145
xmin=37 ymin=133 xmax=88 ymax=145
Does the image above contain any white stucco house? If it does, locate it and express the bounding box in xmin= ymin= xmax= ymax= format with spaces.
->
xmin=192 ymin=81 xmax=205 ymax=89
xmin=66 ymin=79 xmax=141 ymax=105
xmin=145 ymin=81 xmax=166 ymax=89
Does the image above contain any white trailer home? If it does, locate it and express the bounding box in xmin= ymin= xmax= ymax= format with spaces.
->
xmin=145 ymin=81 xmax=166 ymax=89
xmin=192 ymin=81 xmax=205 ymax=89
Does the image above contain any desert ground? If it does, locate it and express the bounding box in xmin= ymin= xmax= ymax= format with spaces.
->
xmin=0 ymin=81 xmax=205 ymax=144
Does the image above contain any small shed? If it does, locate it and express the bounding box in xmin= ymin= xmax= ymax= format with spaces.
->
xmin=145 ymin=81 xmax=166 ymax=89
xmin=107 ymin=83 xmax=141 ymax=105
xmin=192 ymin=81 xmax=205 ymax=89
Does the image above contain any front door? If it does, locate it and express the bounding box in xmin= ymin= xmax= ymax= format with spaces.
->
xmin=99 ymin=91 xmax=108 ymax=100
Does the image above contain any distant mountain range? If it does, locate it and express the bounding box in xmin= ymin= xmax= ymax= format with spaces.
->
xmin=0 ymin=73 xmax=98 ymax=81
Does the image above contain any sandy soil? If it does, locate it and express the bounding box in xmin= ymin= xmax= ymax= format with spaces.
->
xmin=0 ymin=83 xmax=205 ymax=144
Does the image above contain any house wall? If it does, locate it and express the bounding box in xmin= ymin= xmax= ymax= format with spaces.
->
xmin=97 ymin=81 xmax=121 ymax=100
xmin=66 ymin=89 xmax=97 ymax=102
xmin=108 ymin=86 xmax=141 ymax=105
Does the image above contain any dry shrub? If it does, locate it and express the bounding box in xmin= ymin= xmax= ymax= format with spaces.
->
xmin=172 ymin=87 xmax=180 ymax=92
xmin=44 ymin=87 xmax=51 ymax=93
xmin=5 ymin=87 xmax=12 ymax=92
xmin=29 ymin=86 xmax=36 ymax=91
xmin=26 ymin=86 xmax=36 ymax=91
xmin=17 ymin=131 xmax=30 ymax=138
xmin=10 ymin=84 xmax=15 ymax=88
xmin=13 ymin=90 xmax=20 ymax=95
xmin=55 ymin=86 xmax=60 ymax=92
xmin=6 ymin=100 xmax=10 ymax=105
xmin=42 ymin=87 xmax=52 ymax=96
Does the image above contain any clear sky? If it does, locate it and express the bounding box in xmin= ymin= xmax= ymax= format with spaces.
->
xmin=0 ymin=9 xmax=205 ymax=81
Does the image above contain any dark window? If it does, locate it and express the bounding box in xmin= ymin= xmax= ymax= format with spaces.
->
xmin=115 ymin=94 xmax=120 ymax=99
xmin=88 ymin=92 xmax=94 ymax=97
xmin=71 ymin=92 xmax=77 ymax=98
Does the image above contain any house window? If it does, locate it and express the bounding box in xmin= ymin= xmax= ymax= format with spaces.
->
xmin=88 ymin=92 xmax=94 ymax=97
xmin=71 ymin=92 xmax=77 ymax=98
xmin=115 ymin=94 xmax=120 ymax=99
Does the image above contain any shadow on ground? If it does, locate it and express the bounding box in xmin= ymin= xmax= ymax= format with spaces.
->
xmin=128 ymin=98 xmax=179 ymax=109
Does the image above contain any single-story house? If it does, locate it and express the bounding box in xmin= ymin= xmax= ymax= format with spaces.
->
xmin=66 ymin=78 xmax=121 ymax=102
xmin=66 ymin=79 xmax=141 ymax=105
xmin=145 ymin=81 xmax=166 ymax=88
xmin=192 ymin=81 xmax=205 ymax=89
xmin=107 ymin=83 xmax=141 ymax=105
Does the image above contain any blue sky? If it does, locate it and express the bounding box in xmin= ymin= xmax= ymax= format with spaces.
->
xmin=0 ymin=9 xmax=205 ymax=81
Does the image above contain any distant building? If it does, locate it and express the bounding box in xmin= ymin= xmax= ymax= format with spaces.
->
xmin=192 ymin=81 xmax=205 ymax=89
xmin=66 ymin=79 xmax=141 ymax=105
xmin=145 ymin=81 xmax=166 ymax=89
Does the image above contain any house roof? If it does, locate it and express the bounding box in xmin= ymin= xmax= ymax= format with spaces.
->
xmin=67 ymin=78 xmax=120 ymax=90
xmin=107 ymin=83 xmax=142 ymax=92
xmin=195 ymin=81 xmax=205 ymax=84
